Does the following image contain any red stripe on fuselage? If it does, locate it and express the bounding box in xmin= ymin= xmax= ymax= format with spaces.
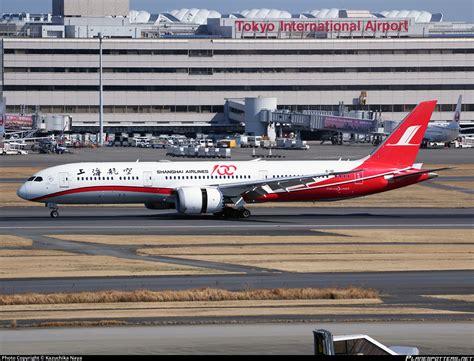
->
xmin=31 ymin=186 xmax=174 ymax=202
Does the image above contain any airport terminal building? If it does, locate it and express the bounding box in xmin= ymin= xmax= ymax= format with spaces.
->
xmin=1 ymin=0 xmax=473 ymax=134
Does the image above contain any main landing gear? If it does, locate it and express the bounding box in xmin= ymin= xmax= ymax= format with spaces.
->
xmin=47 ymin=203 xmax=59 ymax=218
xmin=214 ymin=207 xmax=251 ymax=219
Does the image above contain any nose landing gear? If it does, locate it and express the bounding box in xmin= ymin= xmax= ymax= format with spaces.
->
xmin=47 ymin=203 xmax=59 ymax=218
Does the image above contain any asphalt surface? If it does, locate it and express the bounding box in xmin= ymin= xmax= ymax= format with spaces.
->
xmin=1 ymin=270 xmax=472 ymax=299
xmin=0 ymin=207 xmax=472 ymax=236
xmin=1 ymin=143 xmax=473 ymax=167
xmin=1 ymin=322 xmax=472 ymax=355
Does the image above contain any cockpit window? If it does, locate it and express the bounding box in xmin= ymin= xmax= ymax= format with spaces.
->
xmin=34 ymin=177 xmax=43 ymax=182
xmin=27 ymin=176 xmax=36 ymax=181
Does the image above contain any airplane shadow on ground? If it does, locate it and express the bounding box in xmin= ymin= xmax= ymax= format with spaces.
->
xmin=1 ymin=210 xmax=470 ymax=224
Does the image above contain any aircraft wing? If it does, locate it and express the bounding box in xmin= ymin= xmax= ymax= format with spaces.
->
xmin=216 ymin=169 xmax=362 ymax=201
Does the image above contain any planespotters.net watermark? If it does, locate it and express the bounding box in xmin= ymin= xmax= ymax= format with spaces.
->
xmin=406 ymin=357 xmax=474 ymax=361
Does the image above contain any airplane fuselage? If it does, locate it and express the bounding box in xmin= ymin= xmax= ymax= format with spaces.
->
xmin=424 ymin=123 xmax=460 ymax=143
xmin=17 ymin=159 xmax=432 ymax=207
xmin=16 ymin=100 xmax=441 ymax=218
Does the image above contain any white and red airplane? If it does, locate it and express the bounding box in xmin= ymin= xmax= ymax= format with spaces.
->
xmin=17 ymin=100 xmax=445 ymax=218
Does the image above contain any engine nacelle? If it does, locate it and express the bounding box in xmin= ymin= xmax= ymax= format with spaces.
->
xmin=176 ymin=187 xmax=224 ymax=214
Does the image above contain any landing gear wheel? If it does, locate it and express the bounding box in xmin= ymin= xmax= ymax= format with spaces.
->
xmin=240 ymin=209 xmax=251 ymax=219
xmin=223 ymin=207 xmax=237 ymax=218
xmin=50 ymin=210 xmax=59 ymax=218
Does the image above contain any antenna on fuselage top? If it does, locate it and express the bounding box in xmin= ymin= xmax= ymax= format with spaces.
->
xmin=136 ymin=159 xmax=140 ymax=162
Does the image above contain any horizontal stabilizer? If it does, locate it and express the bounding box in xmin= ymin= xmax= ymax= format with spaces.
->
xmin=388 ymin=167 xmax=453 ymax=181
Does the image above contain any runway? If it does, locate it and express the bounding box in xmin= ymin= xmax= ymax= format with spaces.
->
xmin=0 ymin=207 xmax=472 ymax=236
xmin=1 ymin=270 xmax=472 ymax=300
xmin=1 ymin=322 xmax=472 ymax=354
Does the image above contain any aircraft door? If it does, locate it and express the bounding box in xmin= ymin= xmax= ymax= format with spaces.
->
xmin=143 ymin=171 xmax=153 ymax=187
xmin=355 ymin=171 xmax=363 ymax=185
xmin=259 ymin=170 xmax=269 ymax=180
xmin=59 ymin=172 xmax=69 ymax=188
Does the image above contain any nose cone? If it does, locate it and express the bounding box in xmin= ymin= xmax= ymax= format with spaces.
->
xmin=17 ymin=183 xmax=28 ymax=200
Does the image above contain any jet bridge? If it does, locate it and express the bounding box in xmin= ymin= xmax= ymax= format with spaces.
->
xmin=268 ymin=109 xmax=377 ymax=134
xmin=225 ymin=97 xmax=379 ymax=143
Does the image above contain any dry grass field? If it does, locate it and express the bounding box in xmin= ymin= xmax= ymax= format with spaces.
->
xmin=0 ymin=249 xmax=227 ymax=279
xmin=48 ymin=229 xmax=474 ymax=274
xmin=0 ymin=167 xmax=43 ymax=179
xmin=424 ymin=294 xmax=474 ymax=302
xmin=428 ymin=164 xmax=474 ymax=177
xmin=137 ymin=250 xmax=473 ymax=273
xmin=0 ymin=287 xmax=379 ymax=305
xmin=0 ymin=303 xmax=465 ymax=322
xmin=49 ymin=229 xmax=473 ymax=246
xmin=0 ymin=235 xmax=33 ymax=248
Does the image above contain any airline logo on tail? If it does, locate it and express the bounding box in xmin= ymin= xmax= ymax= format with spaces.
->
xmin=454 ymin=94 xmax=462 ymax=123
xmin=454 ymin=111 xmax=460 ymax=122
xmin=389 ymin=125 xmax=421 ymax=146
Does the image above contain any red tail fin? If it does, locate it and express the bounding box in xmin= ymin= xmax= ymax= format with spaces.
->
xmin=366 ymin=100 xmax=437 ymax=167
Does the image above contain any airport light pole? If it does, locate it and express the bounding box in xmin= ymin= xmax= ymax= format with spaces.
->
xmin=98 ymin=32 xmax=104 ymax=146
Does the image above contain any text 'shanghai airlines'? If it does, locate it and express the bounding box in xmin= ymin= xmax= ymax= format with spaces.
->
xmin=18 ymin=101 xmax=447 ymax=218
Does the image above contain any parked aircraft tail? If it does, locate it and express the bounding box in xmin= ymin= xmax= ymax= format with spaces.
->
xmin=448 ymin=95 xmax=463 ymax=129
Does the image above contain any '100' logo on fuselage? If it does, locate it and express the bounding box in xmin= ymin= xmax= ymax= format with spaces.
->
xmin=212 ymin=165 xmax=237 ymax=176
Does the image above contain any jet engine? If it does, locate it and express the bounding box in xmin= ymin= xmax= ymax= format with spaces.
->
xmin=175 ymin=187 xmax=224 ymax=214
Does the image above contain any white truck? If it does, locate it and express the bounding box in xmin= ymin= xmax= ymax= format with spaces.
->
xmin=132 ymin=137 xmax=151 ymax=148
xmin=1 ymin=142 xmax=29 ymax=155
